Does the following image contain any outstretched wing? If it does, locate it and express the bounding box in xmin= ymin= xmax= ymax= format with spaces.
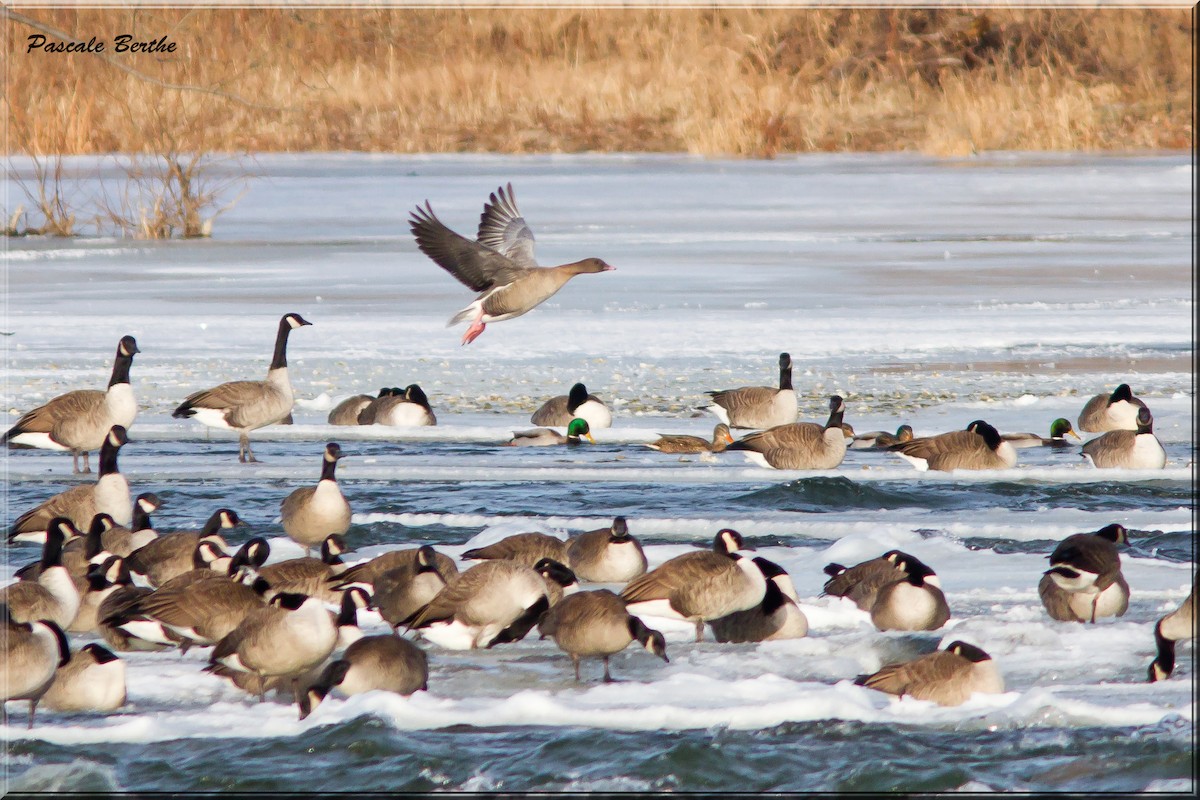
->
xmin=410 ymin=201 xmax=527 ymax=292
xmin=477 ymin=183 xmax=538 ymax=269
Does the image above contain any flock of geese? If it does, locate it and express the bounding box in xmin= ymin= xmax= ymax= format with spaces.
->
xmin=1 ymin=183 xmax=1190 ymax=734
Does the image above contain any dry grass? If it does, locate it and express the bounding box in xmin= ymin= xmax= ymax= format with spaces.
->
xmin=2 ymin=8 xmax=1193 ymax=157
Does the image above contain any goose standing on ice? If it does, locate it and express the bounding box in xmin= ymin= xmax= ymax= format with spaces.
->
xmin=410 ymin=183 xmax=615 ymax=345
xmin=538 ymin=589 xmax=669 ymax=682
xmin=2 ymin=611 xmax=70 ymax=728
xmin=1039 ymin=523 xmax=1130 ymax=623
xmin=3 ymin=335 xmax=139 ymax=473
xmin=1077 ymin=383 xmax=1148 ymax=433
xmin=172 ymin=312 xmax=312 ymax=463
xmin=531 ymin=382 xmax=612 ymax=429
xmin=701 ymin=353 xmax=798 ymax=430
xmin=281 ymin=443 xmax=352 ymax=556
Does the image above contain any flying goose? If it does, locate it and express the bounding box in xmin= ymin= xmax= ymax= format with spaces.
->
xmin=327 ymin=392 xmax=377 ymax=426
xmin=725 ymin=395 xmax=849 ymax=470
xmin=3 ymin=335 xmax=140 ymax=474
xmin=709 ymin=557 xmax=808 ymax=643
xmin=822 ymin=550 xmax=912 ymax=612
xmin=1 ymin=611 xmax=70 ymax=728
xmin=1002 ymin=418 xmax=1082 ymax=448
xmin=889 ymin=420 xmax=1017 ymax=472
xmin=849 ymin=425 xmax=914 ymax=450
xmin=8 ymin=426 xmax=132 ymax=542
xmin=644 ymin=424 xmax=734 ymax=455
xmin=209 ymin=592 xmax=339 ymax=702
xmin=507 ymin=418 xmax=594 ymax=447
xmin=40 ymin=643 xmax=126 ymax=713
xmin=620 ymin=528 xmax=765 ymax=642
xmin=372 ymin=545 xmax=451 ymax=631
xmin=406 ymin=560 xmax=554 ymax=650
xmin=462 ymin=531 xmax=569 ymax=569
xmin=1039 ymin=523 xmax=1130 ymax=623
xmin=701 ymin=353 xmax=798 ymax=430
xmin=537 ymin=589 xmax=668 ymax=682
xmin=298 ymin=635 xmax=429 ymax=720
xmin=856 ymin=641 xmax=1004 ymax=707
xmin=172 ymin=312 xmax=312 ymax=463
xmin=1081 ymin=407 xmax=1166 ymax=469
xmin=410 ymin=183 xmax=615 ymax=345
xmin=100 ymin=493 xmax=161 ymax=556
xmin=124 ymin=508 xmax=241 ymax=588
xmin=1148 ymin=576 xmax=1195 ymax=682
xmin=870 ymin=553 xmax=950 ymax=632
xmin=368 ymin=384 xmax=437 ymax=427
xmin=251 ymin=535 xmax=348 ymax=604
xmin=1078 ymin=383 xmax=1148 ymax=433
xmin=331 ymin=545 xmax=459 ymax=593
xmin=565 ymin=517 xmax=648 ymax=584
xmin=530 ymin=382 xmax=612 ymax=429
xmin=1 ymin=520 xmax=82 ymax=629
xmin=281 ymin=443 xmax=352 ymax=556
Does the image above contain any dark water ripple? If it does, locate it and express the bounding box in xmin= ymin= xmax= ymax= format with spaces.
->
xmin=6 ymin=720 xmax=1192 ymax=793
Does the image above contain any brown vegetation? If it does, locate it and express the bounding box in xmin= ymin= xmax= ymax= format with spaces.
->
xmin=3 ymin=8 xmax=1193 ymax=157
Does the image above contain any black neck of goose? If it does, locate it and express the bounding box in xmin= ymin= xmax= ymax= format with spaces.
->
xmin=824 ymin=406 xmax=845 ymax=431
xmin=109 ymin=353 xmax=135 ymax=388
xmin=336 ymin=594 xmax=359 ymax=627
xmin=42 ymin=531 xmax=65 ymax=569
xmin=1152 ymin=619 xmax=1176 ymax=676
xmin=761 ymin=579 xmax=787 ymax=615
xmin=99 ymin=439 xmax=122 ymax=476
xmin=320 ymin=456 xmax=339 ymax=482
xmin=779 ymin=364 xmax=793 ymax=391
xmin=271 ymin=318 xmax=292 ymax=370
xmin=567 ymin=384 xmax=589 ymax=412
xmin=85 ymin=523 xmax=106 ymax=560
xmin=200 ymin=514 xmax=223 ymax=536
xmin=131 ymin=505 xmax=152 ymax=532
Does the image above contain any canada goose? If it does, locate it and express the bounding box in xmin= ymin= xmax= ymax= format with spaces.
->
xmin=406 ymin=560 xmax=553 ymax=650
xmin=856 ymin=641 xmax=1004 ymax=707
xmin=151 ymin=539 xmax=253 ymax=593
xmin=822 ymin=550 xmax=911 ymax=612
xmin=372 ymin=545 xmax=450 ymax=630
xmin=725 ymin=395 xmax=849 ymax=470
xmin=355 ymin=388 xmax=401 ymax=425
xmin=124 ymin=508 xmax=240 ymax=588
xmin=1002 ymin=418 xmax=1081 ymax=449
xmin=40 ymin=643 xmax=126 ymax=713
xmin=462 ymin=532 xmax=569 ymax=569
xmin=530 ymin=382 xmax=612 ymax=429
xmin=709 ymin=558 xmax=808 ymax=643
xmin=849 ymin=425 xmax=914 ymax=450
xmin=3 ymin=335 xmax=139 ymax=474
xmin=701 ymin=353 xmax=798 ymax=430
xmin=94 ymin=559 xmax=165 ymax=653
xmin=7 ymin=426 xmax=132 ymax=542
xmin=298 ymin=635 xmax=429 ymax=719
xmin=209 ymin=592 xmax=339 ymax=701
xmin=371 ymin=384 xmax=437 ymax=427
xmin=870 ymin=554 xmax=950 ymax=632
xmin=332 ymin=545 xmax=459 ymax=592
xmin=15 ymin=514 xmax=109 ymax=592
xmin=644 ymin=424 xmax=734 ymax=455
xmin=252 ymin=535 xmax=348 ymax=604
xmin=532 ymin=558 xmax=579 ymax=608
xmin=1039 ymin=523 xmax=1130 ymax=623
xmin=410 ymin=183 xmax=615 ymax=345
xmin=889 ymin=420 xmax=1017 ymax=472
xmin=537 ymin=590 xmax=668 ymax=681
xmin=100 ymin=492 xmax=161 ymax=556
xmin=327 ymin=393 xmax=376 ymax=426
xmin=1078 ymin=383 xmax=1148 ymax=433
xmin=620 ymin=529 xmax=765 ymax=642
xmin=1 ymin=612 xmax=70 ymax=728
xmin=69 ymin=555 xmax=131 ymax=634
xmin=281 ymin=443 xmax=352 ymax=556
xmin=172 ymin=312 xmax=312 ymax=463
xmin=507 ymin=418 xmax=594 ymax=447
xmin=1 ymin=520 xmax=82 ymax=629
xmin=565 ymin=517 xmax=648 ymax=583
xmin=109 ymin=563 xmax=270 ymax=651
xmin=1081 ymin=407 xmax=1166 ymax=469
xmin=1148 ymin=577 xmax=1195 ymax=682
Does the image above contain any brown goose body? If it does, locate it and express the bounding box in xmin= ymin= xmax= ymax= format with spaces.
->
xmin=2 ymin=522 xmax=81 ymax=629
xmin=1149 ymin=577 xmax=1196 ymax=681
xmin=256 ymin=536 xmax=347 ymax=605
xmin=40 ymin=643 xmax=126 ymax=712
xmin=857 ymin=641 xmax=1004 ymax=706
xmin=407 ymin=560 xmax=552 ymax=650
xmin=1081 ymin=407 xmax=1166 ymax=469
xmin=99 ymin=493 xmax=161 ymax=557
xmin=410 ymin=183 xmax=614 ymax=345
xmin=709 ymin=559 xmax=808 ymax=643
xmin=538 ymin=589 xmax=668 ymax=681
xmin=869 ymin=554 xmax=950 ymax=632
xmin=2 ymin=615 xmax=70 ymax=727
xmin=725 ymin=395 xmax=848 ymax=470
xmin=822 ymin=552 xmax=909 ymax=612
xmin=126 ymin=514 xmax=235 ymax=589
xmin=281 ymin=443 xmax=352 ymax=553
xmin=530 ymin=383 xmax=612 ymax=429
xmin=565 ymin=517 xmax=647 ymax=584
xmin=327 ymin=394 xmax=374 ymax=426
xmin=461 ymin=532 xmax=569 ymax=569
xmin=702 ymin=353 xmax=797 ymax=430
xmin=372 ymin=546 xmax=450 ymax=629
xmin=1077 ymin=383 xmax=1148 ymax=433
xmin=1039 ymin=524 xmax=1130 ymax=623
xmin=890 ymin=420 xmax=1017 ymax=472
xmin=210 ymin=594 xmax=339 ymax=684
xmin=333 ymin=546 xmax=459 ymax=591
xmin=3 ymin=336 xmax=139 ymax=474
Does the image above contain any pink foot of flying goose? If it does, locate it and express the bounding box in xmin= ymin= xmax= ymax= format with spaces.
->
xmin=409 ymin=183 xmax=615 ymax=345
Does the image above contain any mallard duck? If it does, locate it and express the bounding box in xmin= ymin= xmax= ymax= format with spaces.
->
xmin=1002 ymin=418 xmax=1081 ymax=448
xmin=644 ymin=424 xmax=733 ymax=454
xmin=506 ymin=418 xmax=594 ymax=447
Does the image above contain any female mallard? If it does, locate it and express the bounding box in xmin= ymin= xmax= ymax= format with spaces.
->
xmin=644 ymin=424 xmax=733 ymax=454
